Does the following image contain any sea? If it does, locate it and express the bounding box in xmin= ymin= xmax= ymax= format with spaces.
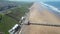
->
xmin=44 ymin=1 xmax=60 ymax=18
xmin=45 ymin=1 xmax=60 ymax=10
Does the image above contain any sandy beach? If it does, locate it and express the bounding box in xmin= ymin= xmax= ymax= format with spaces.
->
xmin=19 ymin=2 xmax=60 ymax=34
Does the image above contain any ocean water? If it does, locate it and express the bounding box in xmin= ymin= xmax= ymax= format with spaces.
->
xmin=45 ymin=1 xmax=60 ymax=10
xmin=44 ymin=1 xmax=60 ymax=18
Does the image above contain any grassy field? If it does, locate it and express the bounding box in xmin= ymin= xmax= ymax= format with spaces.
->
xmin=0 ymin=2 xmax=33 ymax=34
xmin=0 ymin=15 xmax=18 ymax=34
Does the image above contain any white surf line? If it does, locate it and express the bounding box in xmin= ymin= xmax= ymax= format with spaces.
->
xmin=40 ymin=2 xmax=60 ymax=13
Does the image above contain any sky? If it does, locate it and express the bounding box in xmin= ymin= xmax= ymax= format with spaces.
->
xmin=8 ymin=0 xmax=60 ymax=2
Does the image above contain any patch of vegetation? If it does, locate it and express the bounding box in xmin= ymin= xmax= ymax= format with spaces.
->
xmin=0 ymin=2 xmax=33 ymax=34
xmin=0 ymin=14 xmax=18 ymax=34
xmin=7 ymin=2 xmax=33 ymax=21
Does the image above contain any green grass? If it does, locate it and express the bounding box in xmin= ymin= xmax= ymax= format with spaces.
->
xmin=8 ymin=2 xmax=33 ymax=20
xmin=0 ymin=15 xmax=18 ymax=34
xmin=0 ymin=2 xmax=33 ymax=34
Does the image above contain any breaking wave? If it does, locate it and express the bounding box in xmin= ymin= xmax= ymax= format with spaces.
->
xmin=40 ymin=2 xmax=60 ymax=13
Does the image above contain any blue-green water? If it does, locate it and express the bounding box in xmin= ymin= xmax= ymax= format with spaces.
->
xmin=45 ymin=1 xmax=60 ymax=18
xmin=45 ymin=1 xmax=60 ymax=10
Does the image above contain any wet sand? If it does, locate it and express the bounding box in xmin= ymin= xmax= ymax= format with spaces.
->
xmin=19 ymin=3 xmax=60 ymax=34
xmin=20 ymin=25 xmax=60 ymax=34
xmin=29 ymin=3 xmax=60 ymax=24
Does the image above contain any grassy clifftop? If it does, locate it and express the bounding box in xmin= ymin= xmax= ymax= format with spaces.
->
xmin=0 ymin=2 xmax=33 ymax=34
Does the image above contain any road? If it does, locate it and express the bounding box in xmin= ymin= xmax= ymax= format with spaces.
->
xmin=19 ymin=2 xmax=60 ymax=34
